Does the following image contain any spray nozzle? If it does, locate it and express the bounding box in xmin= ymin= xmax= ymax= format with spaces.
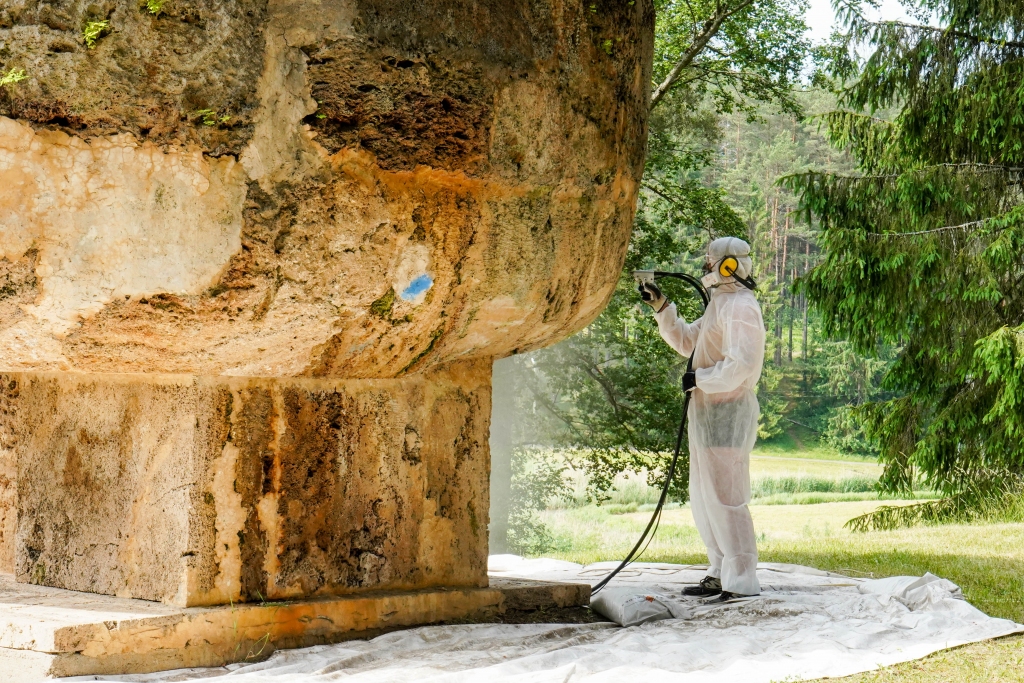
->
xmin=632 ymin=270 xmax=657 ymax=286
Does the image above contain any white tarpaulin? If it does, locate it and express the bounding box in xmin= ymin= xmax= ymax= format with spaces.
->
xmin=67 ymin=557 xmax=1023 ymax=683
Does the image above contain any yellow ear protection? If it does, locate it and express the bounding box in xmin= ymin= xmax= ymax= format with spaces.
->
xmin=714 ymin=255 xmax=758 ymax=290
xmin=718 ymin=256 xmax=739 ymax=278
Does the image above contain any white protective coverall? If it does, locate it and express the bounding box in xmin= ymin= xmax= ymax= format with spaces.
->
xmin=654 ymin=237 xmax=766 ymax=595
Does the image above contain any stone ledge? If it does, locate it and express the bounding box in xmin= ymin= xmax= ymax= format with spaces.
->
xmin=0 ymin=573 xmax=589 ymax=682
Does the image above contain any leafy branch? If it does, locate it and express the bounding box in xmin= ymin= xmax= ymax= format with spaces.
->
xmin=649 ymin=0 xmax=808 ymax=117
xmin=0 ymin=69 xmax=27 ymax=88
xmin=650 ymin=0 xmax=754 ymax=109
xmin=83 ymin=20 xmax=110 ymax=49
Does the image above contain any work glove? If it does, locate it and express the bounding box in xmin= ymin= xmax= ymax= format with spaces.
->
xmin=682 ymin=371 xmax=697 ymax=393
xmin=638 ymin=281 xmax=667 ymax=313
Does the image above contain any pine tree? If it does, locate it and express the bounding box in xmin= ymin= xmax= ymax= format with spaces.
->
xmin=788 ymin=0 xmax=1024 ymax=529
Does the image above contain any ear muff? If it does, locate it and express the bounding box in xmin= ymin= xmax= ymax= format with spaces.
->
xmin=719 ymin=256 xmax=739 ymax=278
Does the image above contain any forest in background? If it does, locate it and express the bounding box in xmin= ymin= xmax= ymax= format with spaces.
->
xmin=715 ymin=93 xmax=892 ymax=456
xmin=490 ymin=89 xmax=891 ymax=551
xmin=494 ymin=0 xmax=1024 ymax=554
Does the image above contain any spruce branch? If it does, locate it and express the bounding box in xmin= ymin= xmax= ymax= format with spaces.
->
xmin=868 ymin=218 xmax=999 ymax=238
xmin=872 ymin=18 xmax=1024 ymax=51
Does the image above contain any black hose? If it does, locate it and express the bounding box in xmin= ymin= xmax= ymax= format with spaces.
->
xmin=591 ymin=272 xmax=708 ymax=595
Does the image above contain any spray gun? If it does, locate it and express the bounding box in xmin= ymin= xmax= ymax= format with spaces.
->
xmin=632 ymin=270 xmax=657 ymax=287
xmin=632 ymin=270 xmax=710 ymax=301
xmin=634 ymin=264 xmax=755 ymax=294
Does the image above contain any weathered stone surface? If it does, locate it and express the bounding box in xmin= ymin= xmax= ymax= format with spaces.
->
xmin=0 ymin=380 xmax=14 ymax=574
xmin=0 ymin=363 xmax=490 ymax=605
xmin=0 ymin=0 xmax=268 ymax=155
xmin=0 ymin=0 xmax=652 ymax=620
xmin=0 ymin=572 xmax=589 ymax=682
xmin=0 ymin=0 xmax=653 ymax=377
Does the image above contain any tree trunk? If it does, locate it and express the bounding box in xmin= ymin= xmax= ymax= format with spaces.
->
xmin=772 ymin=198 xmax=781 ymax=281
xmin=736 ymin=122 xmax=741 ymax=168
xmin=803 ymin=240 xmax=809 ymax=359
xmin=777 ymin=214 xmax=788 ymax=363
xmin=788 ymin=265 xmax=795 ymax=363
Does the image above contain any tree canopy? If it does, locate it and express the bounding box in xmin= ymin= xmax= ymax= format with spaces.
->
xmin=788 ymin=0 xmax=1024 ymax=529
xmin=651 ymin=0 xmax=810 ymax=114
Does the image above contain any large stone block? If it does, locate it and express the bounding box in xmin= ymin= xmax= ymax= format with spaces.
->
xmin=0 ymin=0 xmax=652 ymax=621
xmin=0 ymin=362 xmax=490 ymax=606
xmin=0 ymin=0 xmax=653 ymax=376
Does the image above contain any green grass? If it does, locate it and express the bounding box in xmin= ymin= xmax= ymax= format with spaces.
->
xmin=752 ymin=473 xmax=877 ymax=496
xmin=754 ymin=421 xmax=876 ymax=463
xmin=554 ymin=452 xmax=885 ymax=506
xmin=754 ymin=438 xmax=863 ymax=461
xmin=751 ymin=454 xmax=882 ymax=477
xmin=838 ymin=636 xmax=1024 ymax=682
xmin=535 ymin=496 xmax=1024 ymax=682
xmin=755 ymin=491 xmax=941 ymax=505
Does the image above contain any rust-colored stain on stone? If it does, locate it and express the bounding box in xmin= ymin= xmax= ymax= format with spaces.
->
xmin=0 ymin=0 xmax=653 ymax=378
xmin=3 ymin=363 xmax=490 ymax=606
xmin=0 ymin=0 xmax=653 ymax=608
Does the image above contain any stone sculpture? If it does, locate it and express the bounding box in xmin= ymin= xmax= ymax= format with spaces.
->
xmin=0 ymin=0 xmax=652 ymax=609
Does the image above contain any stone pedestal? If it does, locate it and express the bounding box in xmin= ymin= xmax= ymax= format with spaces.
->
xmin=0 ymin=362 xmax=490 ymax=606
xmin=0 ymin=0 xmax=650 ymax=675
xmin=0 ymin=573 xmax=590 ymax=682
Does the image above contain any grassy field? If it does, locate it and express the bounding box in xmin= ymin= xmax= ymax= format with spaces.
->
xmin=750 ymin=453 xmax=881 ymax=477
xmin=534 ymin=445 xmax=1024 ymax=682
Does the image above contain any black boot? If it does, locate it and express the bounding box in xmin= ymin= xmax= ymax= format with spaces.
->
xmin=682 ymin=575 xmax=722 ymax=597
xmin=703 ymin=590 xmax=759 ymax=604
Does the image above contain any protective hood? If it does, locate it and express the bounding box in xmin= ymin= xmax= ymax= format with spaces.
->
xmin=702 ymin=236 xmax=753 ymax=288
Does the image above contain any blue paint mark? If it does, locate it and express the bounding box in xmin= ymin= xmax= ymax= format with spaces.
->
xmin=401 ymin=274 xmax=433 ymax=300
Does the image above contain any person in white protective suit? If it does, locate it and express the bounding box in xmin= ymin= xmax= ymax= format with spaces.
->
xmin=638 ymin=236 xmax=766 ymax=602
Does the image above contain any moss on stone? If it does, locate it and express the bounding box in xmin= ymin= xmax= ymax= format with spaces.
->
xmin=369 ymin=288 xmax=396 ymax=318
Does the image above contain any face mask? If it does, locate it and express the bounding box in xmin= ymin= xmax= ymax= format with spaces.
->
xmin=701 ymin=270 xmax=721 ymax=288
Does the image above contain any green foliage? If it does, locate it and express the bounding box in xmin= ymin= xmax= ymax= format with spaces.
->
xmin=652 ymin=0 xmax=811 ymax=116
xmin=0 ymin=69 xmax=27 ymax=88
xmin=823 ymin=405 xmax=879 ymax=457
xmin=507 ymin=448 xmax=569 ymax=555
xmin=145 ymin=0 xmax=167 ymax=15
xmin=789 ymin=0 xmax=1024 ymax=525
xmin=195 ymin=109 xmax=231 ymax=126
xmin=846 ymin=472 xmax=1024 ymax=532
xmin=809 ymin=340 xmax=891 ymax=455
xmin=83 ymin=20 xmax=110 ymax=49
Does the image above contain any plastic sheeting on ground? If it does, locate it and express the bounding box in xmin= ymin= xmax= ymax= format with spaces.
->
xmin=67 ymin=557 xmax=1024 ymax=683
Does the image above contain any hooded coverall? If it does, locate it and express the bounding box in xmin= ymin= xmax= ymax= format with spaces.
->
xmin=654 ymin=281 xmax=766 ymax=596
